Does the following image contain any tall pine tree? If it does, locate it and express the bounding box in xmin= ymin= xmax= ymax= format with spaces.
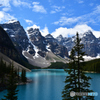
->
xmin=62 ymin=32 xmax=94 ymax=100
xmin=2 ymin=64 xmax=18 ymax=100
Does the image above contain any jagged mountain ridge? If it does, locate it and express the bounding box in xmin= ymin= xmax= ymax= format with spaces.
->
xmin=1 ymin=20 xmax=100 ymax=58
xmin=0 ymin=26 xmax=38 ymax=69
xmin=26 ymin=26 xmax=68 ymax=58
xmin=0 ymin=20 xmax=69 ymax=67
xmin=56 ymin=30 xmax=100 ymax=57
xmin=0 ymin=20 xmax=35 ymax=55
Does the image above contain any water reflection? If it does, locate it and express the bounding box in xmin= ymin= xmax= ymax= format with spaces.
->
xmin=0 ymin=69 xmax=100 ymax=100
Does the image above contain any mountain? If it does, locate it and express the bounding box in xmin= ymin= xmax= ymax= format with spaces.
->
xmin=0 ymin=20 xmax=35 ymax=55
xmin=0 ymin=26 xmax=19 ymax=60
xmin=27 ymin=28 xmax=47 ymax=57
xmin=1 ymin=20 xmax=99 ymax=65
xmin=56 ymin=34 xmax=64 ymax=44
xmin=0 ymin=20 xmax=69 ymax=68
xmin=0 ymin=52 xmax=31 ymax=72
xmin=56 ymin=30 xmax=100 ymax=57
xmin=27 ymin=27 xmax=68 ymax=58
xmin=45 ymin=34 xmax=57 ymax=43
xmin=0 ymin=26 xmax=39 ymax=69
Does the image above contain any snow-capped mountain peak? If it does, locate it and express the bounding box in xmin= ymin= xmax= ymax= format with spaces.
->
xmin=84 ymin=30 xmax=93 ymax=35
xmin=56 ymin=34 xmax=63 ymax=41
xmin=27 ymin=28 xmax=41 ymax=36
xmin=5 ymin=19 xmax=18 ymax=24
xmin=45 ymin=34 xmax=54 ymax=39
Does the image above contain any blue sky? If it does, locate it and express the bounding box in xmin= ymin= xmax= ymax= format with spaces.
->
xmin=0 ymin=0 xmax=100 ymax=38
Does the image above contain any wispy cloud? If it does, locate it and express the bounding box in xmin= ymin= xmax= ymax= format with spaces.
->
xmin=12 ymin=0 xmax=31 ymax=8
xmin=0 ymin=0 xmax=11 ymax=12
xmin=2 ymin=7 xmax=11 ymax=12
xmin=0 ymin=0 xmax=11 ymax=7
xmin=0 ymin=11 xmax=16 ymax=23
xmin=24 ymin=19 xmax=33 ymax=25
xmin=89 ymin=3 xmax=94 ymax=6
xmin=53 ymin=16 xmax=81 ymax=25
xmin=53 ymin=5 xmax=100 ymax=26
xmin=77 ymin=0 xmax=84 ymax=4
xmin=32 ymin=2 xmax=47 ymax=14
xmin=50 ymin=5 xmax=65 ymax=14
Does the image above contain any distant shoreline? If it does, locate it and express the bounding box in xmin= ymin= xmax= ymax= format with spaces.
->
xmin=83 ymin=71 xmax=98 ymax=73
xmin=16 ymin=78 xmax=33 ymax=85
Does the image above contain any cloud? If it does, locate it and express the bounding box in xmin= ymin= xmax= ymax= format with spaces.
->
xmin=25 ymin=19 xmax=33 ymax=25
xmin=51 ymin=24 xmax=100 ymax=38
xmin=53 ymin=5 xmax=100 ymax=26
xmin=32 ymin=2 xmax=39 ymax=5
xmin=2 ymin=7 xmax=11 ymax=12
xmin=41 ymin=26 xmax=49 ymax=36
xmin=93 ymin=5 xmax=100 ymax=14
xmin=89 ymin=3 xmax=94 ymax=6
xmin=0 ymin=0 xmax=11 ymax=12
xmin=12 ymin=0 xmax=31 ymax=8
xmin=0 ymin=11 xmax=16 ymax=23
xmin=32 ymin=2 xmax=47 ymax=13
xmin=93 ymin=31 xmax=100 ymax=38
xmin=50 ymin=5 xmax=65 ymax=14
xmin=0 ymin=0 xmax=11 ymax=7
xmin=54 ymin=16 xmax=81 ymax=25
xmin=78 ymin=0 xmax=84 ymax=4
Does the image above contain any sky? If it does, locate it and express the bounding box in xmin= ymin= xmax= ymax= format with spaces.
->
xmin=0 ymin=0 xmax=100 ymax=38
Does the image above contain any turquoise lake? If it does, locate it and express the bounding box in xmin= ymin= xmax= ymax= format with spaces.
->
xmin=0 ymin=69 xmax=100 ymax=100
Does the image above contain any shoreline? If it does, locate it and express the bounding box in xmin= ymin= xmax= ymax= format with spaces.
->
xmin=16 ymin=78 xmax=33 ymax=85
xmin=0 ymin=79 xmax=33 ymax=92
xmin=83 ymin=71 xmax=98 ymax=73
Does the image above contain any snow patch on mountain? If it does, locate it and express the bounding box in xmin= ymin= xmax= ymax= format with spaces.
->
xmin=5 ymin=20 xmax=18 ymax=24
xmin=26 ymin=25 xmax=40 ymax=30
xmin=46 ymin=44 xmax=51 ymax=51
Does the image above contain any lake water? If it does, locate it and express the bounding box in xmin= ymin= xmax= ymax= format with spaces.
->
xmin=0 ymin=69 xmax=100 ymax=100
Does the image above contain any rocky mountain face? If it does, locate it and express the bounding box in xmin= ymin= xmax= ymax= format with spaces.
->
xmin=0 ymin=26 xmax=27 ymax=66
xmin=1 ymin=20 xmax=100 ymax=58
xmin=56 ymin=30 xmax=100 ymax=57
xmin=27 ymin=28 xmax=68 ymax=58
xmin=1 ymin=19 xmax=99 ymax=67
xmin=0 ymin=26 xmax=39 ymax=69
xmin=45 ymin=34 xmax=68 ymax=57
xmin=0 ymin=20 xmax=69 ymax=67
xmin=27 ymin=28 xmax=47 ymax=57
xmin=0 ymin=20 xmax=35 ymax=55
xmin=0 ymin=26 xmax=18 ymax=57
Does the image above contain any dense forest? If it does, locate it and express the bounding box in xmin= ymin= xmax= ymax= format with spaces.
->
xmin=0 ymin=59 xmax=27 ymax=92
xmin=47 ymin=62 xmax=68 ymax=69
xmin=46 ymin=58 xmax=100 ymax=72
xmin=81 ymin=58 xmax=100 ymax=73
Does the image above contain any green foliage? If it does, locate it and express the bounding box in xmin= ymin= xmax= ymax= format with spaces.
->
xmin=81 ymin=59 xmax=100 ymax=72
xmin=62 ymin=32 xmax=94 ymax=100
xmin=47 ymin=62 xmax=68 ymax=69
xmin=0 ymin=59 xmax=12 ymax=86
xmin=2 ymin=64 xmax=18 ymax=100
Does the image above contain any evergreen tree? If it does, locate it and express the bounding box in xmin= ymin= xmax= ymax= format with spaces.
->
xmin=62 ymin=32 xmax=94 ymax=100
xmin=62 ymin=48 xmax=77 ymax=100
xmin=21 ymin=69 xmax=26 ymax=83
xmin=2 ymin=64 xmax=18 ymax=100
